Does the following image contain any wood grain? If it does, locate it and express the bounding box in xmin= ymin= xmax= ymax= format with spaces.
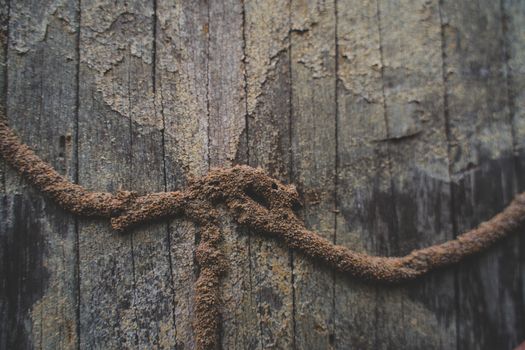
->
xmin=206 ymin=0 xmax=259 ymax=348
xmin=126 ymin=2 xmax=176 ymax=347
xmin=503 ymin=0 xmax=525 ymax=343
xmin=291 ymin=0 xmax=337 ymax=348
xmin=440 ymin=0 xmax=523 ymax=348
xmin=245 ymin=0 xmax=294 ymax=348
xmin=377 ymin=0 xmax=456 ymax=348
xmin=0 ymin=1 xmax=77 ymax=348
xmin=335 ymin=0 xmax=392 ymax=347
xmin=1 ymin=0 xmax=524 ymax=348
xmin=77 ymin=1 xmax=175 ymax=348
xmin=155 ymin=1 xmax=209 ymax=348
xmin=1 ymin=0 xmax=79 ymax=348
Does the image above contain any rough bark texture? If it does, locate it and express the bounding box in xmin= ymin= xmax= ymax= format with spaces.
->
xmin=1 ymin=0 xmax=524 ymax=349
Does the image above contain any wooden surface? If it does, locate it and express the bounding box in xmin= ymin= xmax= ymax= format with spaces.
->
xmin=0 ymin=0 xmax=524 ymax=349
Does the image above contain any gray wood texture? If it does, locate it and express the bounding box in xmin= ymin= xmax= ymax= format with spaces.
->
xmin=0 ymin=0 xmax=524 ymax=349
xmin=245 ymin=0 xmax=294 ymax=348
xmin=441 ymin=1 xmax=522 ymax=348
xmin=155 ymin=1 xmax=208 ymax=348
xmin=2 ymin=1 xmax=79 ymax=349
xmin=291 ymin=1 xmax=337 ymax=349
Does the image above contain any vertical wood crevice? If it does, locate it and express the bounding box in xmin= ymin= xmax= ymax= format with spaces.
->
xmin=152 ymin=0 xmax=178 ymax=340
xmin=243 ymin=2 xmax=254 ymax=349
xmin=3 ymin=0 xmax=80 ymax=347
xmin=126 ymin=49 xmax=139 ymax=348
xmin=73 ymin=1 xmax=82 ymax=348
xmin=374 ymin=1 xmax=405 ymax=347
xmin=243 ymin=0 xmax=295 ymax=347
xmin=436 ymin=2 xmax=461 ymax=350
xmin=239 ymin=2 xmax=258 ymax=347
xmin=127 ymin=0 xmax=176 ymax=344
xmin=375 ymin=0 xmax=457 ymax=348
xmin=77 ymin=1 xmax=176 ymax=347
xmin=334 ymin=0 xmax=393 ymax=346
xmin=241 ymin=0 xmax=250 ymax=166
xmin=0 ymin=0 xmax=9 ymax=194
xmin=376 ymin=0 xmax=388 ymax=342
xmin=440 ymin=0 xmax=521 ymax=347
xmin=206 ymin=0 xmax=211 ymax=171
xmin=374 ymin=0 xmax=397 ymax=255
xmin=500 ymin=21 xmax=525 ymax=332
xmin=206 ymin=1 xmax=254 ymax=347
xmin=155 ymin=1 xmax=210 ymax=346
xmin=500 ymin=0 xmax=525 ymax=338
xmin=332 ymin=0 xmax=339 ymax=346
xmin=290 ymin=1 xmax=337 ymax=348
xmin=288 ymin=3 xmax=297 ymax=349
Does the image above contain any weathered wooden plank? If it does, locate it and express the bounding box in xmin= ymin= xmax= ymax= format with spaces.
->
xmin=245 ymin=0 xmax=294 ymax=347
xmin=1 ymin=2 xmax=524 ymax=349
xmin=155 ymin=1 xmax=209 ymax=348
xmin=440 ymin=0 xmax=522 ymax=348
xmin=126 ymin=3 xmax=176 ymax=347
xmin=1 ymin=0 xmax=79 ymax=348
xmin=206 ymin=0 xmax=259 ymax=348
xmin=77 ymin=3 xmax=134 ymax=346
xmin=377 ymin=0 xmax=456 ymax=348
xmin=78 ymin=1 xmax=175 ymax=348
xmin=334 ymin=0 xmax=391 ymax=347
xmin=291 ymin=0 xmax=336 ymax=348
xmin=502 ymin=0 xmax=525 ymax=336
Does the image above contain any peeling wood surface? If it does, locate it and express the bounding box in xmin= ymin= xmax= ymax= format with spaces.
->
xmin=0 ymin=0 xmax=524 ymax=349
xmin=77 ymin=1 xmax=158 ymax=348
xmin=290 ymin=1 xmax=337 ymax=348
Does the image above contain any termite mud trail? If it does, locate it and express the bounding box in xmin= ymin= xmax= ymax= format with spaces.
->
xmin=1 ymin=112 xmax=525 ymax=349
